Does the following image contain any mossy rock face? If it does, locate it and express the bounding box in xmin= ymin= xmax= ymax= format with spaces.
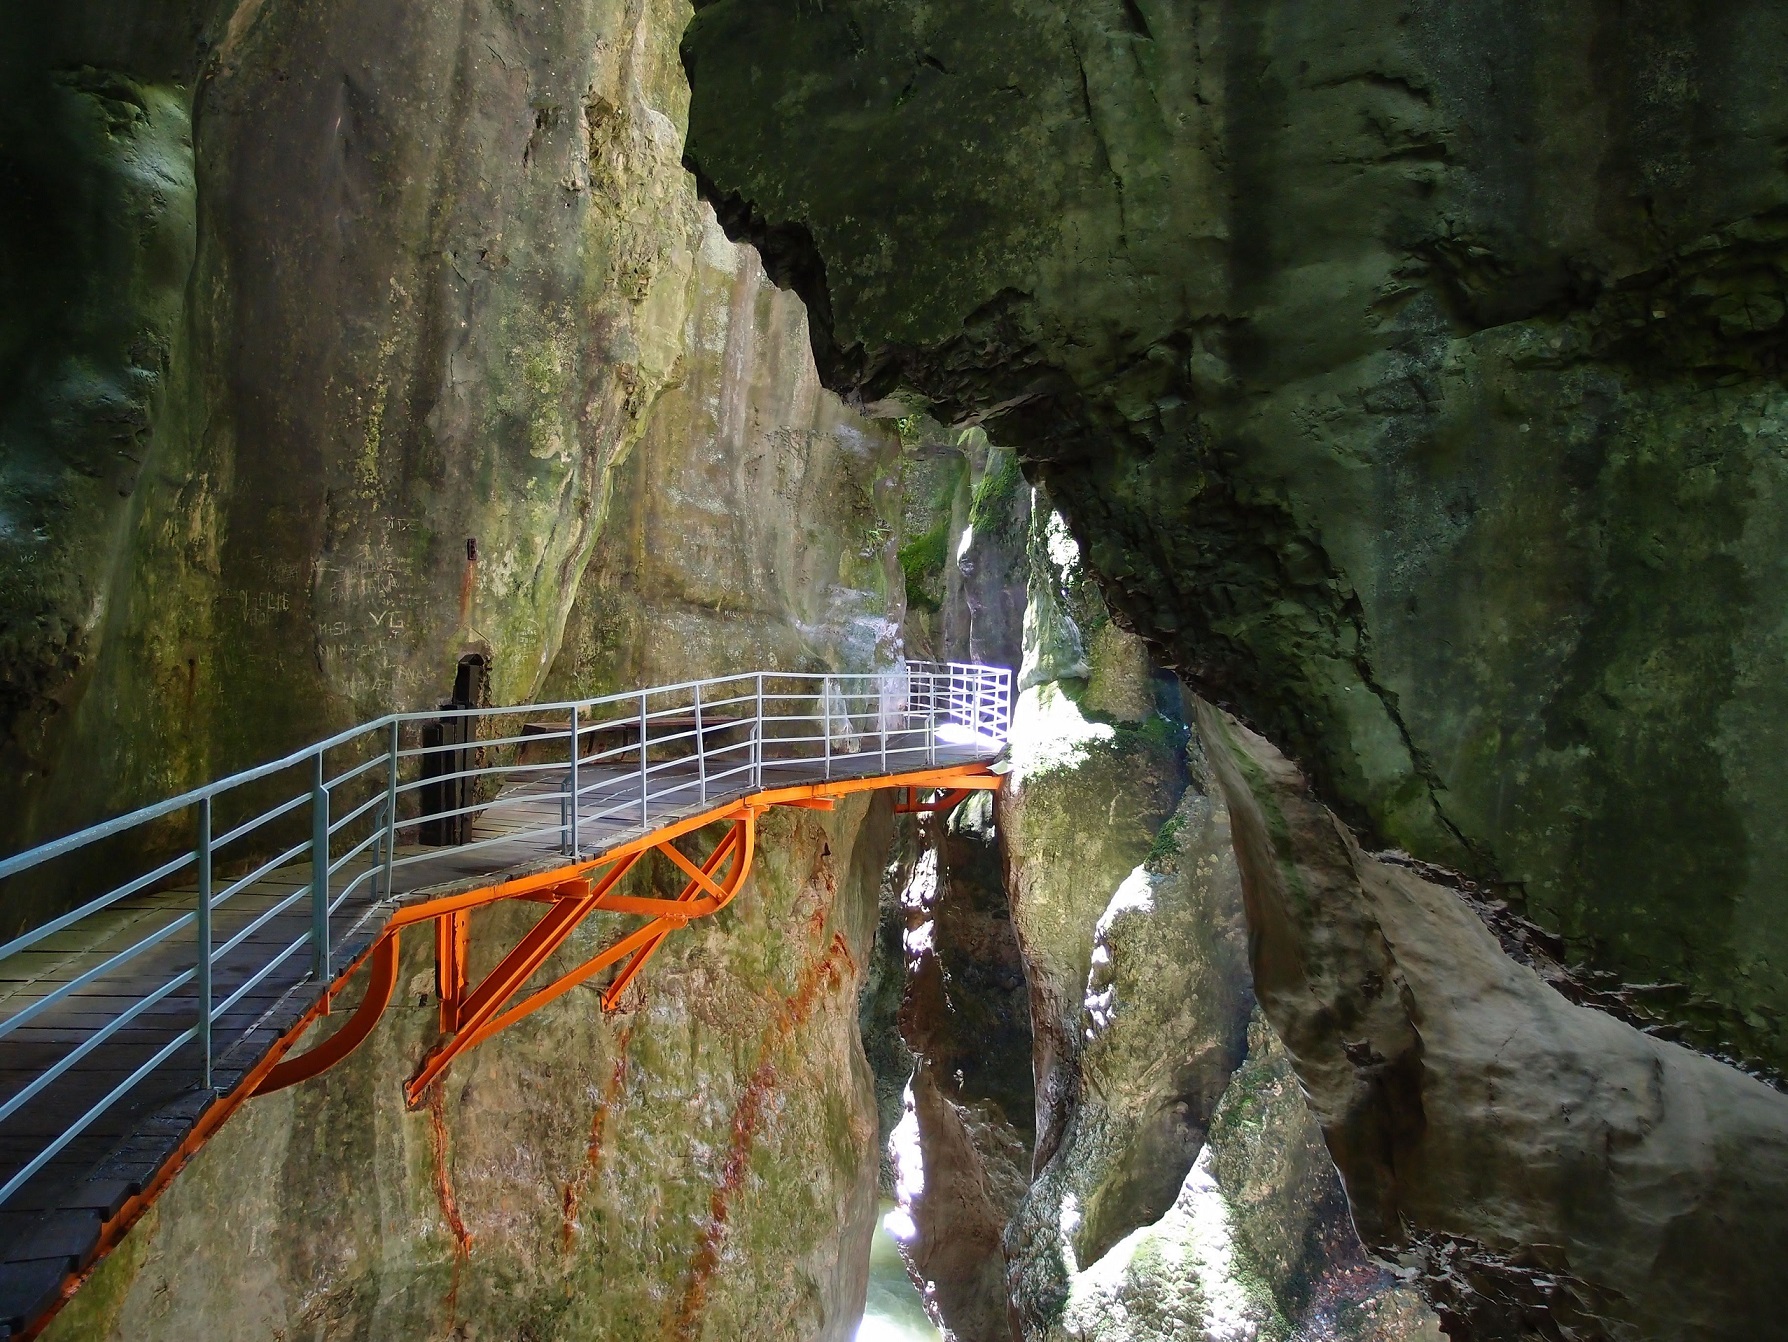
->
xmin=542 ymin=214 xmax=906 ymax=699
xmin=1000 ymin=740 xmax=1439 ymax=1342
xmin=2 ymin=0 xmax=732 ymax=918
xmin=1046 ymin=1012 xmax=1442 ymax=1342
xmin=683 ymin=0 xmax=1788 ymax=1075
xmin=0 ymin=37 xmax=201 ymax=864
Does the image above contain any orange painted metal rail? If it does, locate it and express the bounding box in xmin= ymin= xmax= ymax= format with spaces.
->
xmin=256 ymin=765 xmax=1000 ymax=1108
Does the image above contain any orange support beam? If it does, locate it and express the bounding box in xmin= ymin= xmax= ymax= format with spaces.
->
xmin=405 ymin=854 xmax=643 ymax=1102
xmin=600 ymin=810 xmax=756 ymax=1012
xmin=403 ymin=812 xmax=760 ymax=1106
xmin=244 ymin=764 xmax=1000 ymax=1110
xmin=253 ymin=931 xmax=403 ymax=1096
xmin=435 ymin=909 xmax=469 ymax=1032
xmin=894 ymin=786 xmax=976 ymax=814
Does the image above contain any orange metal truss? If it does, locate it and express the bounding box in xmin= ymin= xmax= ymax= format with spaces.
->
xmin=251 ymin=762 xmax=1001 ymax=1108
xmin=893 ymin=785 xmax=978 ymax=815
xmin=21 ymin=766 xmax=1000 ymax=1341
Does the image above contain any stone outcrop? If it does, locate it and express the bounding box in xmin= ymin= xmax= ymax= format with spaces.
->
xmin=1053 ymin=1013 xmax=1443 ymax=1342
xmin=544 ymin=224 xmax=905 ymax=691
xmin=887 ymin=501 xmax=1437 ymax=1342
xmin=889 ymin=796 xmax=1034 ymax=1342
xmin=682 ymin=0 xmax=1788 ymax=1080
xmin=1197 ymin=700 xmax=1788 ymax=1341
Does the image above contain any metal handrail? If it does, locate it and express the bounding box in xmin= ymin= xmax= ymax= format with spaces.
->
xmin=0 ymin=661 xmax=1010 ymax=1212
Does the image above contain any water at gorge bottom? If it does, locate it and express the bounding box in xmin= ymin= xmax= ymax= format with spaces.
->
xmin=857 ymin=1203 xmax=942 ymax=1342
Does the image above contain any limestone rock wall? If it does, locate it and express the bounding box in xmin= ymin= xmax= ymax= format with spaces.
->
xmin=4 ymin=0 xmax=929 ymax=1336
xmin=544 ymin=220 xmax=905 ymax=695
xmin=35 ymin=139 xmax=916 ymax=1337
xmin=681 ymin=0 xmax=1788 ymax=1082
xmin=1198 ymin=701 xmax=1788 ymax=1340
xmin=3 ymin=0 xmax=732 ymax=929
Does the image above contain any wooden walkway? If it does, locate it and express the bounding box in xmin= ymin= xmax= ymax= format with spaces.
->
xmin=0 ymin=736 xmax=994 ymax=1335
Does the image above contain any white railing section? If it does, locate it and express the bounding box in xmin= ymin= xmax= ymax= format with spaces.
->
xmin=0 ymin=661 xmax=1010 ymax=1209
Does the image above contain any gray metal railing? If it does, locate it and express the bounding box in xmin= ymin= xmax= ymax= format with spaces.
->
xmin=0 ymin=660 xmax=1010 ymax=1209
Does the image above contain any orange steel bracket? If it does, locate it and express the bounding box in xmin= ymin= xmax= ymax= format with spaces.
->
xmin=599 ymin=807 xmax=757 ymax=1011
xmin=402 ymin=807 xmax=760 ymax=1106
xmin=435 ymin=908 xmax=470 ymax=1032
xmin=895 ymin=786 xmax=975 ymax=815
xmin=240 ymin=765 xmax=999 ymax=1112
xmin=253 ymin=930 xmax=403 ymax=1096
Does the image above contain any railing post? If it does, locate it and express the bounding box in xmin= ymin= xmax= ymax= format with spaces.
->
xmin=927 ymin=671 xmax=938 ymax=767
xmin=383 ymin=719 xmax=399 ymax=898
xmin=880 ymin=672 xmax=888 ymax=776
xmin=754 ymin=673 xmax=765 ymax=790
xmin=694 ymin=681 xmax=707 ymax=807
xmin=196 ymin=795 xmax=213 ymax=1092
xmin=639 ymin=690 xmax=650 ymax=829
xmin=311 ymin=750 xmax=330 ymax=981
xmin=823 ymin=675 xmax=833 ymax=781
xmin=566 ymin=704 xmax=581 ymax=858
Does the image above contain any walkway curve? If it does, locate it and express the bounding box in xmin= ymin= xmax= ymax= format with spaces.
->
xmin=0 ymin=661 xmax=1011 ymax=1338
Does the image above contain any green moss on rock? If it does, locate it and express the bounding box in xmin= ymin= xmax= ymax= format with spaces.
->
xmin=683 ymin=0 xmax=1788 ymax=1076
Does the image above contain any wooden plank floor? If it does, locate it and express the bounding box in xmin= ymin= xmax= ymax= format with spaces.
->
xmin=0 ymin=732 xmax=993 ymax=1334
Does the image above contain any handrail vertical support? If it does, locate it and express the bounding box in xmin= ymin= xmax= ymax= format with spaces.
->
xmin=823 ymin=675 xmax=833 ymax=782
xmin=638 ymin=690 xmax=649 ymax=829
xmin=694 ymin=681 xmax=707 ymax=807
xmin=566 ymin=705 xmax=581 ymax=859
xmin=754 ymin=673 xmax=765 ymax=789
xmin=927 ymin=671 xmax=939 ymax=767
xmin=196 ymin=796 xmax=213 ymax=1092
xmin=383 ymin=719 xmax=399 ymax=899
xmin=880 ymin=672 xmax=888 ymax=776
xmin=311 ymin=750 xmax=330 ymax=983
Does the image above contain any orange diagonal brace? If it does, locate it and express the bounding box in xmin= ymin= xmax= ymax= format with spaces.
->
xmin=253 ymin=930 xmax=402 ymax=1096
xmin=442 ymin=921 xmax=667 ymax=1058
xmin=894 ymin=786 xmax=975 ymax=814
xmin=658 ymin=838 xmax=732 ymax=903
xmin=405 ymin=855 xmax=642 ymax=1104
xmin=407 ymin=816 xmax=755 ymax=1097
xmin=601 ymin=810 xmax=758 ymax=1011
